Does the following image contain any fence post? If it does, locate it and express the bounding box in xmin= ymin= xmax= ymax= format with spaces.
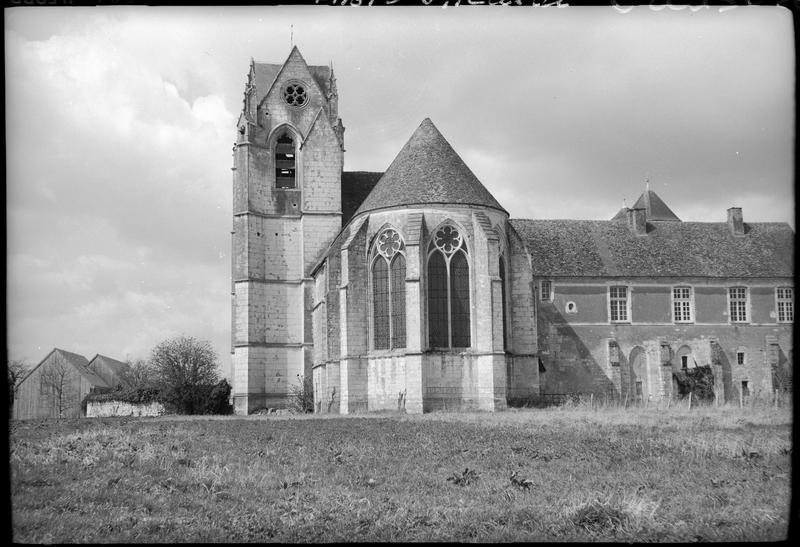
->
xmin=688 ymin=391 xmax=692 ymax=411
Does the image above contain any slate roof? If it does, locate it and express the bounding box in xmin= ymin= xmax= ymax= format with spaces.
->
xmin=352 ymin=119 xmax=506 ymax=217
xmin=342 ymin=171 xmax=383 ymax=225
xmin=510 ymin=219 xmax=794 ymax=278
xmin=611 ymin=189 xmax=681 ymax=222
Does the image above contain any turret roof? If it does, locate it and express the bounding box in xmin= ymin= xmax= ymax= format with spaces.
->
xmin=611 ymin=188 xmax=681 ymax=222
xmin=352 ymin=119 xmax=506 ymax=217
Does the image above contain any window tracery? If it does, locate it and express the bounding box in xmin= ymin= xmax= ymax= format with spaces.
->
xmin=371 ymin=228 xmax=406 ymax=350
xmin=427 ymin=224 xmax=471 ymax=349
xmin=283 ymin=82 xmax=308 ymax=107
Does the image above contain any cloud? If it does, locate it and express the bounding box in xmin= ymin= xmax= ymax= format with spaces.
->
xmin=5 ymin=6 xmax=793 ymax=369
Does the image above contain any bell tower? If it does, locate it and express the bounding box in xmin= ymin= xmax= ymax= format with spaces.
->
xmin=231 ymin=47 xmax=344 ymax=414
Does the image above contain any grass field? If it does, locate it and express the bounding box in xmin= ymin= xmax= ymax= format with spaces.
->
xmin=10 ymin=403 xmax=793 ymax=542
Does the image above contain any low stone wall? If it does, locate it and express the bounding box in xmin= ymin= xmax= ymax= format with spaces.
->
xmin=86 ymin=400 xmax=165 ymax=418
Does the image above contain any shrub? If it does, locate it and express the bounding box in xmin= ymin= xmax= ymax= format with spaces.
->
xmin=287 ymin=375 xmax=314 ymax=414
xmin=673 ymin=365 xmax=715 ymax=402
xmin=204 ymin=379 xmax=233 ymax=415
xmin=160 ymin=379 xmax=233 ymax=415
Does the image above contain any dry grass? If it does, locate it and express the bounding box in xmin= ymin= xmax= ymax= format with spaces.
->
xmin=10 ymin=404 xmax=792 ymax=542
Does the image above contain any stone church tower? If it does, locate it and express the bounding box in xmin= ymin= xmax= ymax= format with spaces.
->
xmin=231 ymin=47 xmax=344 ymax=414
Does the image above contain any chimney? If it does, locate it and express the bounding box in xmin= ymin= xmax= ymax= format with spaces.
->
xmin=727 ymin=207 xmax=744 ymax=236
xmin=626 ymin=207 xmax=647 ymax=235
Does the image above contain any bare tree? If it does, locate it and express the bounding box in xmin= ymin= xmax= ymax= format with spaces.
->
xmin=7 ymin=359 xmax=29 ymax=409
xmin=120 ymin=358 xmax=156 ymax=387
xmin=39 ymin=359 xmax=72 ymax=418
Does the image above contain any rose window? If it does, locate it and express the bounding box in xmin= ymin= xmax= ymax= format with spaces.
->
xmin=377 ymin=229 xmax=403 ymax=258
xmin=433 ymin=225 xmax=463 ymax=255
xmin=283 ymin=83 xmax=308 ymax=107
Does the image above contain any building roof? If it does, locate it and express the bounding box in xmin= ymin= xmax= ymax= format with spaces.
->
xmin=611 ymin=189 xmax=681 ymax=222
xmin=352 ymin=118 xmax=506 ymax=217
xmin=20 ymin=348 xmax=110 ymax=388
xmin=510 ymin=218 xmax=794 ymax=278
xmin=87 ymin=354 xmax=130 ymax=387
xmin=342 ymin=171 xmax=383 ymax=225
xmin=54 ymin=348 xmax=90 ymax=370
xmin=251 ymin=47 xmax=332 ymax=107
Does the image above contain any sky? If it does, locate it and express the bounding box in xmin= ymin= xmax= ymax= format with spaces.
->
xmin=5 ymin=5 xmax=795 ymax=372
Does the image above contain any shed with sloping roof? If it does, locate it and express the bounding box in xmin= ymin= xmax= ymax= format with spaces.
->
xmin=13 ymin=348 xmax=111 ymax=420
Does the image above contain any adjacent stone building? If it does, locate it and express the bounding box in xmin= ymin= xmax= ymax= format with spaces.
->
xmin=230 ymin=47 xmax=793 ymax=414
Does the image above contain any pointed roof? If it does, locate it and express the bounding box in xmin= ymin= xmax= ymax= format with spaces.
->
xmin=632 ymin=189 xmax=681 ymax=221
xmin=353 ymin=119 xmax=506 ymax=217
xmin=610 ymin=207 xmax=628 ymax=221
xmin=610 ymin=189 xmax=681 ymax=222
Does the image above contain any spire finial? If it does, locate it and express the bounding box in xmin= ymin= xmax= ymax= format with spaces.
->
xmin=645 ymin=177 xmax=650 ymax=192
xmin=290 ymin=24 xmax=294 ymax=48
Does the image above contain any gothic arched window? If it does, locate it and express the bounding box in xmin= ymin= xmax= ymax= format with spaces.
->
xmin=372 ymin=228 xmax=406 ymax=350
xmin=499 ymin=256 xmax=507 ymax=351
xmin=275 ymin=133 xmax=296 ymax=189
xmin=427 ymin=224 xmax=471 ymax=349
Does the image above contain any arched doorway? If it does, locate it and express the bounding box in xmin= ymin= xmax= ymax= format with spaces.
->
xmin=629 ymin=346 xmax=647 ymax=403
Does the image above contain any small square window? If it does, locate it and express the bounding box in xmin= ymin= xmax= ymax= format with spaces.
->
xmin=681 ymin=355 xmax=688 ymax=369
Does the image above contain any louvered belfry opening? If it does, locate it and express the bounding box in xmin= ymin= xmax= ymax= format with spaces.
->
xmin=275 ymin=133 xmax=296 ymax=188
xmin=372 ymin=228 xmax=407 ymax=350
xmin=427 ymin=225 xmax=471 ymax=349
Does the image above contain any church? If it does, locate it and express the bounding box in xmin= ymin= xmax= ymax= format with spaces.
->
xmin=230 ymin=47 xmax=794 ymax=415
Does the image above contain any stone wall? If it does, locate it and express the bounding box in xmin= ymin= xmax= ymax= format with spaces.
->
xmin=537 ymin=276 xmax=794 ymax=402
xmin=312 ymin=206 xmax=518 ymax=414
xmin=86 ymin=401 xmax=165 ymax=418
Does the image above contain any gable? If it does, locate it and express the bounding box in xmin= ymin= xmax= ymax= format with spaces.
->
xmin=18 ymin=348 xmax=109 ymax=391
xmin=257 ymin=48 xmax=332 ymax=139
xmin=252 ymin=55 xmax=331 ymax=108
